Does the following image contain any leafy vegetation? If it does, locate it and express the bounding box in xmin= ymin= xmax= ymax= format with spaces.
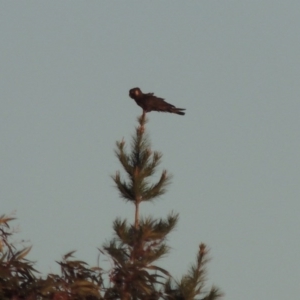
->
xmin=0 ymin=115 xmax=222 ymax=299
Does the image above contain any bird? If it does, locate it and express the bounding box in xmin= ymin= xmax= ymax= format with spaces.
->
xmin=129 ymin=87 xmax=185 ymax=116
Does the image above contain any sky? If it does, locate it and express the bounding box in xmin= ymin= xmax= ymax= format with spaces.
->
xmin=1 ymin=1 xmax=300 ymax=299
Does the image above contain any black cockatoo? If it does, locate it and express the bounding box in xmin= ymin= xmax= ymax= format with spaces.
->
xmin=129 ymin=87 xmax=185 ymax=116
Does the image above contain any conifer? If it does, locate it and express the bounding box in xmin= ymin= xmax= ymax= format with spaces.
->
xmin=107 ymin=114 xmax=222 ymax=300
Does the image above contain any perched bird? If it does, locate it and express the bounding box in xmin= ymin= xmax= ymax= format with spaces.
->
xmin=129 ymin=87 xmax=185 ymax=116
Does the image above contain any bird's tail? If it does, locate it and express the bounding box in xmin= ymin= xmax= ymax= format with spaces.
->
xmin=173 ymin=108 xmax=186 ymax=115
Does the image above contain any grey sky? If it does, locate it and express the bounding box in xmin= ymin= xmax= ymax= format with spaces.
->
xmin=1 ymin=2 xmax=300 ymax=299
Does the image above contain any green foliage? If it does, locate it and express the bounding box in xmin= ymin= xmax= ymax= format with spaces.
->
xmin=0 ymin=114 xmax=222 ymax=299
xmin=164 ymin=244 xmax=223 ymax=300
xmin=41 ymin=251 xmax=103 ymax=299
xmin=0 ymin=214 xmax=40 ymax=299
xmin=0 ymin=215 xmax=104 ymax=299
xmin=112 ymin=115 xmax=172 ymax=204
xmin=102 ymin=213 xmax=178 ymax=300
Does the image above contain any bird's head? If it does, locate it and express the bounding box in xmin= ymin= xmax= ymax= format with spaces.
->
xmin=129 ymin=87 xmax=142 ymax=99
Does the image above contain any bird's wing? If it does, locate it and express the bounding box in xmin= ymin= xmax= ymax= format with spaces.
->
xmin=147 ymin=96 xmax=176 ymax=111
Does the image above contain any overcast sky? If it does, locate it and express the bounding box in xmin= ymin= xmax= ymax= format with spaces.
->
xmin=1 ymin=2 xmax=300 ymax=299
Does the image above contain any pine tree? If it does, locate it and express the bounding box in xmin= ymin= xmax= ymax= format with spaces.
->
xmin=0 ymin=114 xmax=222 ymax=299
xmin=106 ymin=114 xmax=222 ymax=300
